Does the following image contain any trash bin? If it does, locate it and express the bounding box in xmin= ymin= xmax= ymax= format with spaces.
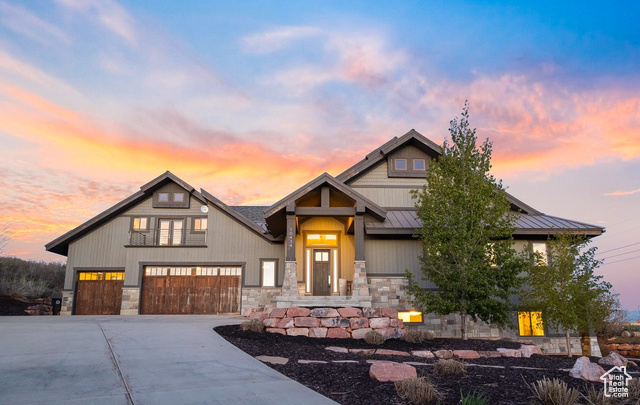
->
xmin=52 ymin=297 xmax=62 ymax=315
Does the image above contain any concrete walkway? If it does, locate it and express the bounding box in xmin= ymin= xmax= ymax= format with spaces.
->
xmin=0 ymin=315 xmax=338 ymax=405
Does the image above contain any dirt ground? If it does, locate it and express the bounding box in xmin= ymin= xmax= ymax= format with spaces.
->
xmin=0 ymin=296 xmax=31 ymax=316
xmin=215 ymin=325 xmax=635 ymax=405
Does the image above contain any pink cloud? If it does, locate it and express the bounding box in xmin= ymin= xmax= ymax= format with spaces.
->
xmin=604 ymin=188 xmax=640 ymax=197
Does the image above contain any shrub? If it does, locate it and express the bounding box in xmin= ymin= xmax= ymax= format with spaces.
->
xmin=364 ymin=330 xmax=386 ymax=345
xmin=0 ymin=257 xmax=65 ymax=299
xmin=432 ymin=359 xmax=466 ymax=376
xmin=403 ymin=328 xmax=434 ymax=343
xmin=626 ymin=378 xmax=640 ymax=404
xmin=240 ymin=319 xmax=265 ymax=333
xmin=528 ymin=377 xmax=580 ymax=405
xmin=395 ymin=377 xmax=441 ymax=404
xmin=581 ymin=385 xmax=615 ymax=405
xmin=460 ymin=389 xmax=489 ymax=405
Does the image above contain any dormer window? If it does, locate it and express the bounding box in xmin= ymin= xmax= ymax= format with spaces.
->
xmin=158 ymin=193 xmax=170 ymax=203
xmin=394 ymin=159 xmax=407 ymax=170
xmin=173 ymin=192 xmax=185 ymax=203
xmin=153 ymin=190 xmax=190 ymax=208
xmin=413 ymin=159 xmax=426 ymax=171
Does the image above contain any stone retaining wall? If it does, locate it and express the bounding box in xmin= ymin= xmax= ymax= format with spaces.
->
xmin=606 ymin=343 xmax=640 ymax=357
xmin=246 ymin=306 xmax=406 ymax=339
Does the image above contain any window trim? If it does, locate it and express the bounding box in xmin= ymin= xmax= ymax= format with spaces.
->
xmin=260 ymin=259 xmax=279 ymax=288
xmin=192 ymin=217 xmax=208 ymax=233
xmin=531 ymin=242 xmax=549 ymax=266
xmin=413 ymin=158 xmax=426 ymax=171
xmin=132 ymin=217 xmax=149 ymax=231
xmin=518 ymin=310 xmax=545 ymax=337
xmin=394 ymin=158 xmax=408 ymax=170
xmin=157 ymin=218 xmax=185 ymax=246
xmin=172 ymin=192 xmax=185 ymax=203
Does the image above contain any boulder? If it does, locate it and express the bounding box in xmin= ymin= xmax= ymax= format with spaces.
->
xmin=375 ymin=349 xmax=410 ymax=357
xmin=327 ymin=328 xmax=351 ymax=339
xmin=369 ymin=317 xmax=390 ymax=329
xmin=310 ymin=308 xmax=340 ymax=317
xmin=411 ymin=350 xmax=435 ymax=358
xmin=520 ymin=344 xmax=543 ymax=358
xmin=569 ymin=356 xmax=605 ymax=383
xmin=269 ymin=308 xmax=287 ymax=318
xmin=351 ymin=328 xmax=373 ymax=339
xmin=294 ymin=317 xmax=320 ymax=328
xmin=338 ymin=307 xmax=362 ymax=318
xmin=621 ymin=331 xmax=632 ymax=338
xmin=598 ymin=352 xmax=628 ymax=367
xmin=617 ymin=344 xmax=633 ymax=351
xmin=379 ymin=327 xmax=404 ymax=339
xmin=248 ymin=312 xmax=267 ymax=321
xmin=389 ymin=318 xmax=404 ymax=328
xmin=633 ymin=332 xmax=640 ymax=338
xmin=320 ymin=317 xmax=350 ymax=328
xmin=497 ymin=348 xmax=522 ymax=358
xmin=362 ymin=307 xmax=381 ymax=317
xmin=266 ymin=328 xmax=286 ymax=335
xmin=433 ymin=350 xmax=453 ymax=359
xmin=286 ymin=328 xmax=309 ymax=337
xmin=380 ymin=307 xmax=398 ymax=319
xmin=369 ymin=361 xmax=417 ymax=382
xmin=287 ymin=307 xmax=311 ymax=317
xmin=263 ymin=318 xmax=280 ymax=328
xmin=277 ymin=318 xmax=295 ymax=329
xmin=309 ymin=327 xmax=328 ymax=338
xmin=453 ymin=350 xmax=480 ymax=359
xmin=350 ymin=317 xmax=369 ymax=330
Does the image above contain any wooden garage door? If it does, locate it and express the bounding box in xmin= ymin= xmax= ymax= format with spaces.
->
xmin=75 ymin=271 xmax=124 ymax=315
xmin=141 ymin=266 xmax=241 ymax=314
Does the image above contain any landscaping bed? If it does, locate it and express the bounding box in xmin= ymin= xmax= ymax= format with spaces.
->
xmin=215 ymin=325 xmax=637 ymax=405
xmin=0 ymin=296 xmax=31 ymax=315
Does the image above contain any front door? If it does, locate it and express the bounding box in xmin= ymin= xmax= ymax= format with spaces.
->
xmin=313 ymin=249 xmax=331 ymax=296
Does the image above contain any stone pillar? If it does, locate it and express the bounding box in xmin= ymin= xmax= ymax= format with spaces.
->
xmin=120 ymin=287 xmax=140 ymax=315
xmin=280 ymin=261 xmax=298 ymax=297
xmin=60 ymin=290 xmax=74 ymax=315
xmin=352 ymin=260 xmax=370 ymax=297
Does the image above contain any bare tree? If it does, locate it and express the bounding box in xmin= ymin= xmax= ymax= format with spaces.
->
xmin=0 ymin=223 xmax=10 ymax=255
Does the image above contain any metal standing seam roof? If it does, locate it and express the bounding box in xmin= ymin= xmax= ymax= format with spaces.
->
xmin=364 ymin=210 xmax=604 ymax=236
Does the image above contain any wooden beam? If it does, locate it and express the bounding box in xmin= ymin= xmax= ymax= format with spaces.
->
xmin=321 ymin=187 xmax=330 ymax=208
xmin=355 ymin=214 xmax=365 ymax=261
xmin=286 ymin=214 xmax=296 ymax=261
xmin=295 ymin=207 xmax=356 ymax=216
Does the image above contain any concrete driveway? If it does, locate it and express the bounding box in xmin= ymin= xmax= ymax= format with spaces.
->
xmin=0 ymin=315 xmax=337 ymax=405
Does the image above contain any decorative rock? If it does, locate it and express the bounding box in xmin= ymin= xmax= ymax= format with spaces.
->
xmin=287 ymin=307 xmax=311 ymax=317
xmin=389 ymin=318 xmax=404 ymax=328
xmin=327 ymin=328 xmax=351 ymax=339
xmin=256 ymin=355 xmax=288 ymax=365
xmin=520 ymin=345 xmax=543 ymax=358
xmin=350 ymin=349 xmax=376 ymax=355
xmin=351 ymin=328 xmax=373 ymax=339
xmin=434 ymin=350 xmax=453 ymax=359
xmin=404 ymin=361 xmax=429 ymax=366
xmin=309 ymin=328 xmax=328 ymax=338
xmin=478 ymin=351 xmax=502 ymax=358
xmin=350 ymin=317 xmax=369 ymax=330
xmin=298 ymin=360 xmax=327 ymax=364
xmin=338 ymin=307 xmax=362 ymax=318
xmin=380 ymin=307 xmax=398 ymax=319
xmin=320 ymin=317 xmax=350 ymax=328
xmin=269 ymin=308 xmax=287 ymax=318
xmin=633 ymin=332 xmax=640 ymax=338
xmin=277 ymin=318 xmax=295 ymax=329
xmin=617 ymin=344 xmax=633 ymax=351
xmin=375 ymin=349 xmax=410 ymax=357
xmin=266 ymin=328 xmax=286 ymax=335
xmin=263 ymin=318 xmax=280 ymax=328
xmin=286 ymin=328 xmax=309 ymax=337
xmin=453 ymin=350 xmax=481 ymax=359
xmin=621 ymin=331 xmax=632 ymax=338
xmin=411 ymin=350 xmax=435 ymax=358
xmin=326 ymin=346 xmax=349 ymax=353
xmin=497 ymin=348 xmax=522 ymax=358
xmin=369 ymin=361 xmax=417 ymax=382
xmin=333 ymin=360 xmax=359 ymax=363
xmin=310 ymin=308 xmax=340 ymax=317
xmin=369 ymin=317 xmax=390 ymax=329
xmin=295 ymin=317 xmax=320 ymax=328
xmin=362 ymin=307 xmax=381 ymax=318
xmin=243 ymin=308 xmax=253 ymax=317
xmin=379 ymin=327 xmax=403 ymax=339
xmin=249 ymin=312 xmax=267 ymax=321
xmin=598 ymin=352 xmax=628 ymax=367
xmin=569 ymin=356 xmax=605 ymax=383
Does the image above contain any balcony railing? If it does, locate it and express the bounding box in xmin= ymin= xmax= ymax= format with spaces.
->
xmin=129 ymin=227 xmax=207 ymax=247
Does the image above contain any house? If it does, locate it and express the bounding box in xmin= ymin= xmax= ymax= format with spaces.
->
xmin=46 ymin=130 xmax=603 ymax=350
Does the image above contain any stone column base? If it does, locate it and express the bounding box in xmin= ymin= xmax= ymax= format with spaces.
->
xmin=280 ymin=261 xmax=298 ymax=297
xmin=352 ymin=261 xmax=370 ymax=297
xmin=120 ymin=287 xmax=140 ymax=315
xmin=60 ymin=290 xmax=74 ymax=315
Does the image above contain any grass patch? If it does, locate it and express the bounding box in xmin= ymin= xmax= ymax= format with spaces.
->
xmin=395 ymin=377 xmax=441 ymax=404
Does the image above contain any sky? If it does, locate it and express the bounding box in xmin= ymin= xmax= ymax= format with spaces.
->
xmin=0 ymin=1 xmax=638 ymax=312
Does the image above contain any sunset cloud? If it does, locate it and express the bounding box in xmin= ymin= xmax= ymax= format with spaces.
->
xmin=604 ymin=188 xmax=640 ymax=197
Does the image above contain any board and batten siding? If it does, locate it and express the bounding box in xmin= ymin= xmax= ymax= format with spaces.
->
xmin=126 ymin=195 xmax=204 ymax=216
xmin=364 ymin=237 xmax=436 ymax=289
xmin=350 ymin=187 xmax=421 ymax=208
xmin=65 ymin=216 xmax=129 ymax=289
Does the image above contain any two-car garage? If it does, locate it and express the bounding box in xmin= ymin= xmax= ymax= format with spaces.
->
xmin=74 ymin=266 xmax=241 ymax=315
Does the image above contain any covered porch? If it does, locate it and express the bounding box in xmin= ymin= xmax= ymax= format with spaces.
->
xmin=263 ymin=173 xmax=387 ymax=308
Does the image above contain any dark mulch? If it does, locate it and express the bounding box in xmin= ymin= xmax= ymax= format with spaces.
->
xmin=215 ymin=325 xmax=634 ymax=405
xmin=0 ymin=296 xmax=31 ymax=316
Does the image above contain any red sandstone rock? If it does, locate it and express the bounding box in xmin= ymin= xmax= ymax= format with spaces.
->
xmin=350 ymin=348 xmax=375 ymax=355
xmin=263 ymin=318 xmax=280 ymax=328
xmin=277 ymin=318 xmax=294 ymax=329
xmin=598 ymin=352 xmax=628 ymax=367
xmin=287 ymin=307 xmax=311 ymax=317
xmin=351 ymin=328 xmax=373 ymax=339
xmin=326 ymin=346 xmax=349 ymax=353
xmin=362 ymin=307 xmax=381 ymax=317
xmin=269 ymin=308 xmax=287 ymax=318
xmin=380 ymin=307 xmax=398 ymax=319
xmin=497 ymin=348 xmax=522 ymax=358
xmin=617 ymin=344 xmax=633 ymax=351
xmin=287 ymin=328 xmax=309 ymax=337
xmin=478 ymin=351 xmax=502 ymax=358
xmin=453 ymin=350 xmax=480 ymax=359
xmin=389 ymin=318 xmax=403 ymax=328
xmin=569 ymin=356 xmax=605 ymax=383
xmin=249 ymin=312 xmax=267 ymax=321
xmin=411 ymin=350 xmax=435 ymax=358
xmin=350 ymin=317 xmax=369 ymax=330
xmin=520 ymin=344 xmax=543 ymax=358
xmin=309 ymin=328 xmax=328 ymax=338
xmin=375 ymin=349 xmax=410 ymax=357
xmin=434 ymin=350 xmax=453 ymax=359
xmin=379 ymin=327 xmax=404 ymax=339
xmin=294 ymin=317 xmax=320 ymax=328
xmin=338 ymin=307 xmax=362 ymax=318
xmin=369 ymin=317 xmax=390 ymax=329
xmin=266 ymin=328 xmax=286 ymax=335
xmin=369 ymin=361 xmax=417 ymax=382
xmin=320 ymin=317 xmax=350 ymax=328
xmin=327 ymin=328 xmax=351 ymax=339
xmin=242 ymin=308 xmax=253 ymax=317
xmin=310 ymin=308 xmax=340 ymax=317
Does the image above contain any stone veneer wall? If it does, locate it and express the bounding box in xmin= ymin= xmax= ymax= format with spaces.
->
xmin=60 ymin=290 xmax=73 ymax=315
xmin=241 ymin=287 xmax=281 ymax=311
xmin=120 ymin=287 xmax=140 ymax=315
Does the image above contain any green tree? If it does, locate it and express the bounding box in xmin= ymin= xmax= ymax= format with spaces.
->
xmin=520 ymin=232 xmax=615 ymax=357
xmin=406 ymin=103 xmax=527 ymax=339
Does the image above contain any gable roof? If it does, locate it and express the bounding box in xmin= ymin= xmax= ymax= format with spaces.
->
xmin=45 ymin=171 xmax=206 ymax=256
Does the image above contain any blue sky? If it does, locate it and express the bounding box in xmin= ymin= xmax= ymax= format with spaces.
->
xmin=0 ymin=0 xmax=639 ymax=312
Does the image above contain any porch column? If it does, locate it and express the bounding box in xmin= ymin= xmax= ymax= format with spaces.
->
xmin=352 ymin=207 xmax=370 ymax=297
xmin=281 ymin=206 xmax=298 ymax=297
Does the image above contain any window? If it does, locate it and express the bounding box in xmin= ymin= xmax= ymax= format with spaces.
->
xmin=193 ymin=218 xmax=207 ymax=231
xmin=413 ymin=159 xmax=426 ymax=170
xmin=398 ymin=311 xmax=423 ymax=323
xmin=394 ymin=158 xmax=407 ymax=170
xmin=158 ymin=219 xmax=184 ymax=246
xmin=157 ymin=192 xmax=170 ymax=203
xmin=173 ymin=192 xmax=185 ymax=203
xmin=518 ymin=311 xmax=544 ymax=336
xmin=132 ymin=217 xmax=148 ymax=231
xmin=261 ymin=260 xmax=277 ymax=287
xmin=532 ymin=242 xmax=548 ymax=266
